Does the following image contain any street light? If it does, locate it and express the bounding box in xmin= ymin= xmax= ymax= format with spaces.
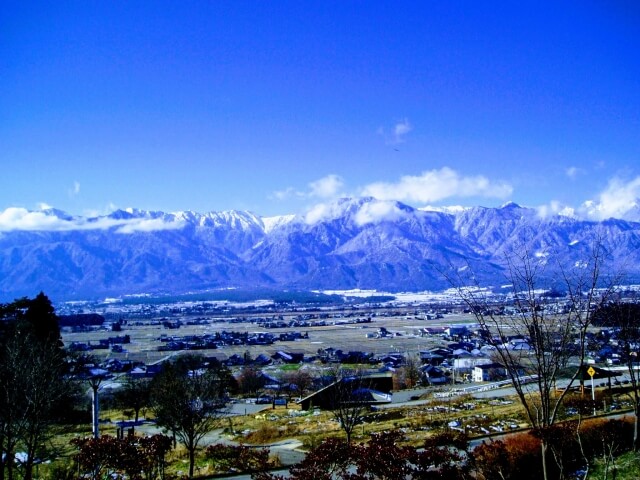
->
xmin=85 ymin=368 xmax=111 ymax=439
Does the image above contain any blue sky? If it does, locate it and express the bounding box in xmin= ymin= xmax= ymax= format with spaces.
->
xmin=1 ymin=1 xmax=639 ymax=223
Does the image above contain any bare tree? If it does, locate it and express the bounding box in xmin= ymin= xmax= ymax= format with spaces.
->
xmin=150 ymin=355 xmax=232 ymax=479
xmin=237 ymin=365 xmax=266 ymax=400
xmin=0 ymin=335 xmax=24 ymax=480
xmin=327 ymin=366 xmax=371 ymax=444
xmin=15 ymin=338 xmax=69 ymax=480
xmin=447 ymin=240 xmax=616 ymax=480
xmin=269 ymin=368 xmax=316 ymax=407
xmin=592 ymin=301 xmax=640 ymax=451
xmin=114 ymin=374 xmax=151 ymax=423
xmin=394 ymin=352 xmax=422 ymax=389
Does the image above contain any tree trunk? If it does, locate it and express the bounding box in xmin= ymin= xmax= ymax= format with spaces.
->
xmin=22 ymin=431 xmax=39 ymax=480
xmin=0 ymin=440 xmax=5 ymax=480
xmin=23 ymin=448 xmax=34 ymax=480
xmin=6 ymin=449 xmax=14 ymax=480
xmin=188 ymin=447 xmax=195 ymax=479
xmin=634 ymin=404 xmax=639 ymax=452
xmin=541 ymin=440 xmax=549 ymax=480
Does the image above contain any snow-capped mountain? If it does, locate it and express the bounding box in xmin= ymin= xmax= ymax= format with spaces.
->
xmin=1 ymin=198 xmax=639 ymax=300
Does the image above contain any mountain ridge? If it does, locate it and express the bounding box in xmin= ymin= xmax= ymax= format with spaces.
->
xmin=1 ymin=198 xmax=638 ymax=301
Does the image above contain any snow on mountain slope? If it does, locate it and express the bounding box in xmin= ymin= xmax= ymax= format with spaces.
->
xmin=261 ymin=214 xmax=296 ymax=233
xmin=0 ymin=198 xmax=639 ymax=300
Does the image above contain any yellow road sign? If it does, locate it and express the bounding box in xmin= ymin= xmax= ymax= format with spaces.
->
xmin=587 ymin=366 xmax=596 ymax=377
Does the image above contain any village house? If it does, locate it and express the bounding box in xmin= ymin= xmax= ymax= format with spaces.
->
xmin=473 ymin=363 xmax=525 ymax=382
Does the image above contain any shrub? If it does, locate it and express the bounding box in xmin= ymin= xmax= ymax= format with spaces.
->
xmin=472 ymin=439 xmax=510 ymax=480
xmin=563 ymin=390 xmax=612 ymax=416
xmin=41 ymin=460 xmax=76 ymax=480
xmin=473 ymin=418 xmax=635 ymax=480
xmin=473 ymin=432 xmax=542 ymax=480
xmin=287 ymin=437 xmax=354 ymax=480
xmin=354 ymin=431 xmax=413 ymax=480
xmin=204 ymin=443 xmax=274 ymax=474
xmin=579 ymin=417 xmax=634 ymax=459
xmin=256 ymin=431 xmax=413 ymax=480
xmin=71 ymin=433 xmax=172 ymax=480
xmin=412 ymin=430 xmax=470 ymax=479
xmin=245 ymin=422 xmax=281 ymax=443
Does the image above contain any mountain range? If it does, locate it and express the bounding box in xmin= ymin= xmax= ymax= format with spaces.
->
xmin=1 ymin=197 xmax=639 ymax=301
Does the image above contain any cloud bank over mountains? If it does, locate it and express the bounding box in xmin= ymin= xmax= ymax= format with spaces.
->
xmin=3 ymin=167 xmax=640 ymax=233
xmin=582 ymin=176 xmax=640 ymax=221
xmin=360 ymin=168 xmax=513 ymax=204
xmin=0 ymin=207 xmax=186 ymax=233
xmin=284 ymin=169 xmax=640 ymax=226
xmin=1 ymin=197 xmax=639 ymax=301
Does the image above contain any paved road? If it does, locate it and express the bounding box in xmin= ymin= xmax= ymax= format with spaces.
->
xmin=124 ymin=402 xmax=304 ymax=480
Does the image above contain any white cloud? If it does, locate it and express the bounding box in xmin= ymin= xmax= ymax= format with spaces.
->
xmin=270 ymin=187 xmax=302 ymax=201
xmin=354 ymin=200 xmax=404 ymax=226
xmin=378 ymin=118 xmax=413 ymax=145
xmin=115 ymin=218 xmax=185 ymax=234
xmin=581 ymin=176 xmax=640 ymax=221
xmin=304 ymin=203 xmax=338 ymax=224
xmin=565 ymin=167 xmax=582 ymax=179
xmin=309 ymin=174 xmax=344 ymax=198
xmin=272 ymin=174 xmax=344 ymax=202
xmin=0 ymin=208 xmax=68 ymax=231
xmin=393 ymin=119 xmax=412 ymax=144
xmin=536 ymin=201 xmax=576 ymax=219
xmin=361 ymin=167 xmax=513 ymax=203
xmin=303 ymin=197 xmax=409 ymax=226
xmin=68 ymin=181 xmax=81 ymax=197
xmin=0 ymin=206 xmax=185 ymax=233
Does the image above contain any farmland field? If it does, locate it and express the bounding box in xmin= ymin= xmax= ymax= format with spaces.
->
xmin=61 ymin=306 xmax=479 ymax=365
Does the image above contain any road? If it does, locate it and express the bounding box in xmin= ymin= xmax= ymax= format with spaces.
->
xmin=122 ymin=371 xmax=636 ymax=479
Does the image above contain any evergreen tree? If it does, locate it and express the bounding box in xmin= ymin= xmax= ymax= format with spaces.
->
xmin=0 ymin=293 xmax=69 ymax=480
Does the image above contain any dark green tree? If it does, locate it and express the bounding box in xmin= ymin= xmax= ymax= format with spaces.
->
xmin=0 ymin=293 xmax=69 ymax=480
xmin=22 ymin=292 xmax=62 ymax=348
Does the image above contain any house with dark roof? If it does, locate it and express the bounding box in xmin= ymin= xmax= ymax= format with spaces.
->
xmin=272 ymin=351 xmax=304 ymax=363
xmin=419 ymin=351 xmax=445 ymax=365
xmin=297 ymin=373 xmax=393 ymax=410
xmin=421 ymin=365 xmax=449 ymax=385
